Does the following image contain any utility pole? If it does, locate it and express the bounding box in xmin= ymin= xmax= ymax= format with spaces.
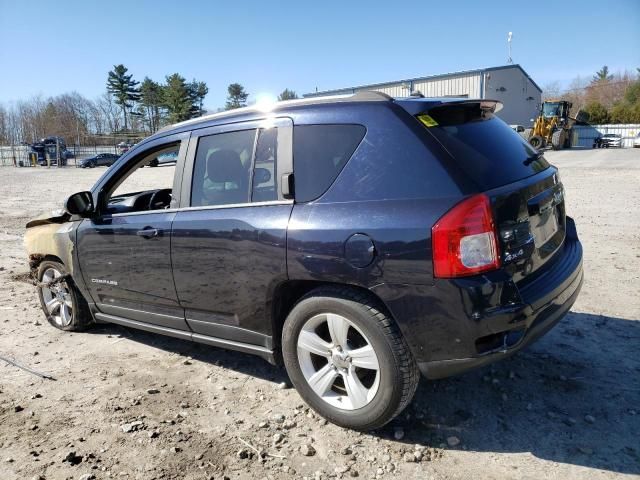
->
xmin=56 ymin=137 xmax=61 ymax=168
xmin=507 ymin=32 xmax=513 ymax=64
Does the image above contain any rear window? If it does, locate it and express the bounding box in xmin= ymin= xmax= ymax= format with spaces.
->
xmin=419 ymin=104 xmax=549 ymax=190
xmin=293 ymin=124 xmax=366 ymax=202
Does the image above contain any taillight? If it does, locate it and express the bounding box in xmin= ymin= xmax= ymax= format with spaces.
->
xmin=432 ymin=194 xmax=500 ymax=278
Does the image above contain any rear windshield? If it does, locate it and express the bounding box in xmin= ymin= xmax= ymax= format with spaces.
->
xmin=419 ymin=104 xmax=549 ymax=190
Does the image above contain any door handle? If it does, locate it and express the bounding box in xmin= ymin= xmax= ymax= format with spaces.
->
xmin=136 ymin=228 xmax=160 ymax=238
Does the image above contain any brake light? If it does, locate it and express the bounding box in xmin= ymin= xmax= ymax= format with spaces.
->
xmin=432 ymin=194 xmax=500 ymax=278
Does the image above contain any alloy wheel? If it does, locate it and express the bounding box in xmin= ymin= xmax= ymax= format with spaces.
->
xmin=297 ymin=313 xmax=380 ymax=410
xmin=40 ymin=267 xmax=73 ymax=327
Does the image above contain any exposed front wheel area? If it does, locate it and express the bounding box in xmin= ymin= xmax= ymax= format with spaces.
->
xmin=40 ymin=267 xmax=73 ymax=328
xmin=37 ymin=260 xmax=91 ymax=331
xmin=282 ymin=287 xmax=419 ymax=431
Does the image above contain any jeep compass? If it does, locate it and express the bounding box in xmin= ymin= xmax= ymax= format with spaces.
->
xmin=25 ymin=91 xmax=583 ymax=430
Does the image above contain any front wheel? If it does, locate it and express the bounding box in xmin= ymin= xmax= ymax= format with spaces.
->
xmin=529 ymin=135 xmax=546 ymax=150
xmin=37 ymin=260 xmax=92 ymax=331
xmin=282 ymin=287 xmax=419 ymax=430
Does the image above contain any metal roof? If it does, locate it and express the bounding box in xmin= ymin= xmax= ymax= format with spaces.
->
xmin=303 ymin=64 xmax=542 ymax=98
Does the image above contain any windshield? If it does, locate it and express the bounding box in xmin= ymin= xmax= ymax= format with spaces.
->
xmin=418 ymin=103 xmax=549 ymax=190
xmin=542 ymin=102 xmax=561 ymax=117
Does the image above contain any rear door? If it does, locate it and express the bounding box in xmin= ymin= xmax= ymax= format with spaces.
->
xmin=171 ymin=118 xmax=293 ymax=348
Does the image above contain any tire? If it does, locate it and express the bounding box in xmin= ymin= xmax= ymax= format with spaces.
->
xmin=551 ymin=130 xmax=565 ymax=150
xmin=37 ymin=260 xmax=92 ymax=331
xmin=529 ymin=135 xmax=545 ymax=149
xmin=88 ymin=161 xmax=96 ymax=168
xmin=149 ymin=159 xmax=159 ymax=167
xmin=282 ymin=286 xmax=419 ymax=431
xmin=519 ymin=128 xmax=532 ymax=141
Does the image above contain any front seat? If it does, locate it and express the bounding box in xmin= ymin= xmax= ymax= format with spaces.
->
xmin=201 ymin=149 xmax=249 ymax=206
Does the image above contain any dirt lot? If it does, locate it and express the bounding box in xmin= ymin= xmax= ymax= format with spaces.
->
xmin=1 ymin=148 xmax=639 ymax=480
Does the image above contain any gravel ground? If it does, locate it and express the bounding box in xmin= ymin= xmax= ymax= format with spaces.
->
xmin=0 ymin=148 xmax=639 ymax=480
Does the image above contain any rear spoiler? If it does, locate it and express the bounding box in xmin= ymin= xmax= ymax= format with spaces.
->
xmin=396 ymin=98 xmax=503 ymax=116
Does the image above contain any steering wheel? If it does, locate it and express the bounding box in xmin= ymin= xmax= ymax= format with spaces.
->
xmin=148 ymin=188 xmax=172 ymax=210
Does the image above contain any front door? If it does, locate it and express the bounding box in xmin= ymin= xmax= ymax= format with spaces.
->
xmin=76 ymin=133 xmax=190 ymax=330
xmin=171 ymin=119 xmax=294 ymax=348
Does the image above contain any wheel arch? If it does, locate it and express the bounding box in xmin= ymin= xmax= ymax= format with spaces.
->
xmin=29 ymin=253 xmax=65 ymax=278
xmin=270 ymin=280 xmax=393 ymax=363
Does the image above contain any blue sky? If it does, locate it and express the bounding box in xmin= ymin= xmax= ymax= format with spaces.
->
xmin=1 ymin=0 xmax=638 ymax=110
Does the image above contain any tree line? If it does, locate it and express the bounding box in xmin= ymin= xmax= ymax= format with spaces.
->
xmin=543 ymin=66 xmax=640 ymax=124
xmin=0 ymin=63 xmax=299 ymax=146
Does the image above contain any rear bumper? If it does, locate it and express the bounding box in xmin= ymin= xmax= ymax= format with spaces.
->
xmin=374 ymin=217 xmax=583 ymax=380
xmin=417 ymin=265 xmax=582 ymax=379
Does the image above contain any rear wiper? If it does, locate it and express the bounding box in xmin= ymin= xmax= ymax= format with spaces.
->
xmin=523 ymin=151 xmax=543 ymax=166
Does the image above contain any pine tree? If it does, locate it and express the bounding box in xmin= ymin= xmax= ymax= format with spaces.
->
xmin=592 ymin=66 xmax=613 ymax=83
xmin=188 ymin=80 xmax=209 ymax=117
xmin=106 ymin=64 xmax=140 ymax=132
xmin=278 ymin=89 xmax=298 ymax=101
xmin=139 ymin=77 xmax=163 ymax=132
xmin=225 ymin=83 xmax=249 ymax=110
xmin=163 ymin=74 xmax=193 ymax=124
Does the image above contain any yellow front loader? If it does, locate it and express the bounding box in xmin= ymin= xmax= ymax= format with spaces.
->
xmin=526 ymin=100 xmax=586 ymax=150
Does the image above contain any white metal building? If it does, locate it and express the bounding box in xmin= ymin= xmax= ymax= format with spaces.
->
xmin=304 ymin=64 xmax=542 ymax=126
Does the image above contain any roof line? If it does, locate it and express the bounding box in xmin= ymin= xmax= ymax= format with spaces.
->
xmin=155 ymin=91 xmax=392 ymax=134
xmin=304 ymin=64 xmax=542 ymax=97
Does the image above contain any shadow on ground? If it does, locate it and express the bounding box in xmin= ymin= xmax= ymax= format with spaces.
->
xmin=88 ymin=311 xmax=640 ymax=475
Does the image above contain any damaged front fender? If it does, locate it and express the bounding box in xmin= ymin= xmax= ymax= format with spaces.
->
xmin=24 ymin=216 xmax=76 ymax=279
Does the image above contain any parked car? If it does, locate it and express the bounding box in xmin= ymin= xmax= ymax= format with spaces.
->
xmin=77 ymin=153 xmax=120 ymax=168
xmin=148 ymin=150 xmax=178 ymax=167
xmin=634 ymin=132 xmax=640 ymax=148
xmin=593 ymin=133 xmax=622 ymax=148
xmin=25 ymin=92 xmax=583 ymax=430
xmin=117 ymin=142 xmax=133 ymax=155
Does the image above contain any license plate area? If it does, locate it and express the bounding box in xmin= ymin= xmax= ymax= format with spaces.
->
xmin=533 ymin=207 xmax=559 ymax=248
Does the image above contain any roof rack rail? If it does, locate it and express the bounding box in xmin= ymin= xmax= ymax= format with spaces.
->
xmin=350 ymin=90 xmax=394 ymax=102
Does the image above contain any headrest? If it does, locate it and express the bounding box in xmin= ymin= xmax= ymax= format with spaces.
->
xmin=206 ymin=149 xmax=244 ymax=183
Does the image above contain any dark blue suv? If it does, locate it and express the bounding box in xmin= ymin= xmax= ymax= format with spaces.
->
xmin=25 ymin=92 xmax=583 ymax=430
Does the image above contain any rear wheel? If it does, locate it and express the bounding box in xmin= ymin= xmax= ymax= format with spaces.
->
xmin=529 ymin=135 xmax=546 ymax=150
xmin=37 ymin=260 xmax=92 ymax=331
xmin=282 ymin=287 xmax=419 ymax=430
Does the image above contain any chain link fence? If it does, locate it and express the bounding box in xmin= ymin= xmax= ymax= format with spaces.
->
xmin=0 ymin=143 xmax=125 ymax=167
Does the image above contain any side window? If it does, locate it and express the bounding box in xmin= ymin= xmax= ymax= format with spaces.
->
xmin=191 ymin=129 xmax=256 ymax=207
xmin=106 ymin=142 xmax=180 ymax=213
xmin=252 ymin=127 xmax=278 ymax=202
xmin=293 ymin=124 xmax=366 ymax=202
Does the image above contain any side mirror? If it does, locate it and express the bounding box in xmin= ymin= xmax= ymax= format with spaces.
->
xmin=253 ymin=167 xmax=271 ymax=185
xmin=65 ymin=191 xmax=94 ymax=216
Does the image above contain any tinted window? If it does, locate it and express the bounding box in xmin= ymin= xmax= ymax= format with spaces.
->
xmin=191 ymin=129 xmax=256 ymax=207
xmin=293 ymin=124 xmax=366 ymax=202
xmin=422 ymin=104 xmax=549 ymax=190
xmin=252 ymin=128 xmax=278 ymax=202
